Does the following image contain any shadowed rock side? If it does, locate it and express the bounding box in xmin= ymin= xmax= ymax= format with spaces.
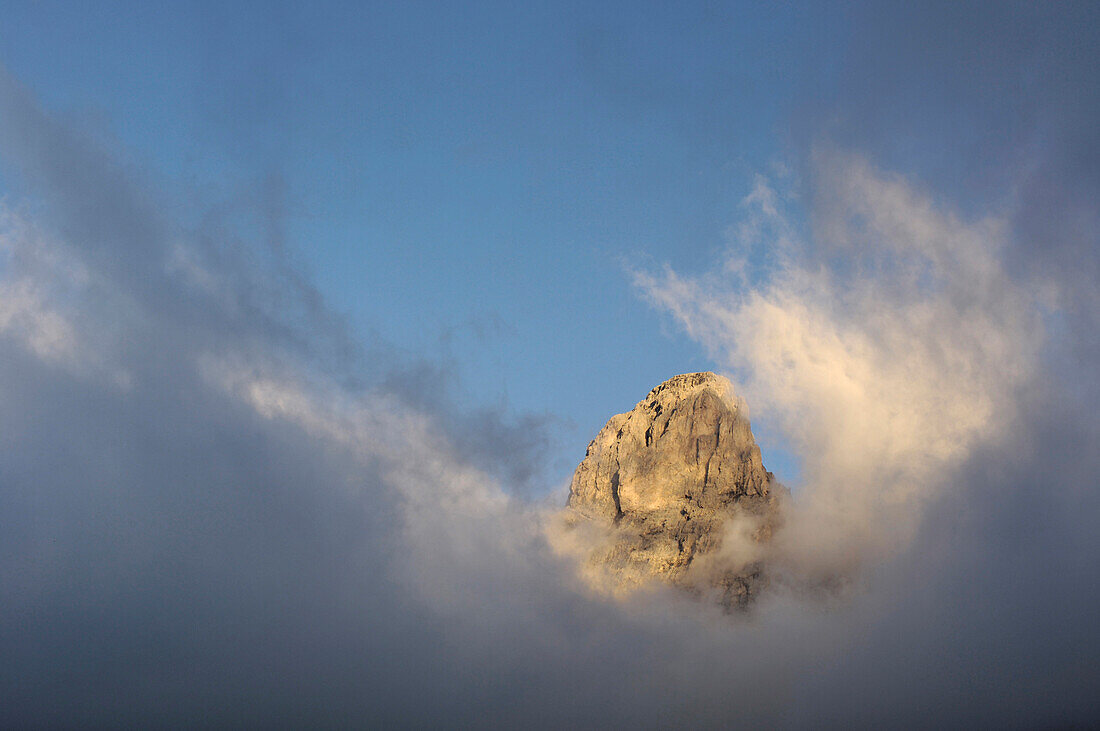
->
xmin=565 ymin=372 xmax=784 ymax=610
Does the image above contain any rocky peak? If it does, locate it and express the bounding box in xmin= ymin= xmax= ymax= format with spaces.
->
xmin=565 ymin=372 xmax=782 ymax=609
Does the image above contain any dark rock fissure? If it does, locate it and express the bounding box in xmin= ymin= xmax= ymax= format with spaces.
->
xmin=609 ymin=469 xmax=623 ymax=523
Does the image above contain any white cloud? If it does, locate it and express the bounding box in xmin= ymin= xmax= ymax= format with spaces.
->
xmin=637 ymin=150 xmax=1044 ymax=578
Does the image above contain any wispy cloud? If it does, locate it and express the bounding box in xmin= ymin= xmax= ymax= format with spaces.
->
xmin=636 ymin=150 xmax=1044 ymax=578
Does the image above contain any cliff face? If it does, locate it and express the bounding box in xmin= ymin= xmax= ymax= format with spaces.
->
xmin=566 ymin=372 xmax=782 ymax=609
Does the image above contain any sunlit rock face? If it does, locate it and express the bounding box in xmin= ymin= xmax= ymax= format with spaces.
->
xmin=566 ymin=372 xmax=783 ymax=609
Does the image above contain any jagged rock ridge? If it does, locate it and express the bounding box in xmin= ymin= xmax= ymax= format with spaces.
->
xmin=566 ymin=372 xmax=782 ymax=609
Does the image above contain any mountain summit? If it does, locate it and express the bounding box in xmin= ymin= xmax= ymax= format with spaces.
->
xmin=565 ymin=372 xmax=783 ymax=609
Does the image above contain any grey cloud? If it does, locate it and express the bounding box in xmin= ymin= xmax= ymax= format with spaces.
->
xmin=0 ymin=68 xmax=558 ymax=727
xmin=791 ymin=383 xmax=1100 ymax=727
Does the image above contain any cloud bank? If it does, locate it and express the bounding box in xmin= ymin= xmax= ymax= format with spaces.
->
xmin=2 ymin=45 xmax=1099 ymax=731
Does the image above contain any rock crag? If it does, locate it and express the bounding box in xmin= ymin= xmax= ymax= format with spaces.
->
xmin=565 ymin=372 xmax=783 ymax=609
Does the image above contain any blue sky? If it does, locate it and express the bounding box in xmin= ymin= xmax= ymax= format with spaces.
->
xmin=0 ymin=0 xmax=850 ymax=485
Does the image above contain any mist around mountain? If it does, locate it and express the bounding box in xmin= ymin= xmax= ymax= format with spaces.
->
xmin=2 ymin=4 xmax=1100 ymax=727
